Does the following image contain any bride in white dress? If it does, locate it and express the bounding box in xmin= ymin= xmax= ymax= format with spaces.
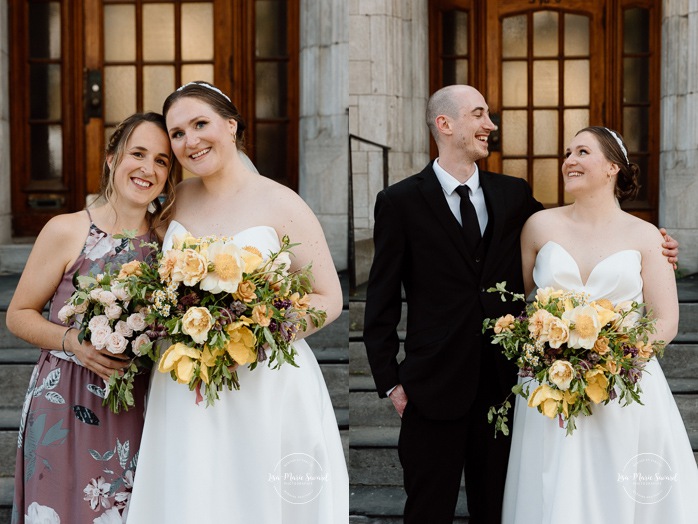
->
xmin=502 ymin=126 xmax=698 ymax=523
xmin=127 ymin=82 xmax=348 ymax=523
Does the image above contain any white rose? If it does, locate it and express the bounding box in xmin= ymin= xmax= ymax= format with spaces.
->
xmin=131 ymin=333 xmax=151 ymax=356
xmin=98 ymin=290 xmax=117 ymax=306
xmin=89 ymin=289 xmax=103 ymax=301
xmin=88 ymin=314 xmax=110 ymax=332
xmin=57 ymin=304 xmax=75 ymax=324
xmin=114 ymin=320 xmax=134 ymax=338
xmin=548 ymin=360 xmax=575 ymax=391
xmin=90 ymin=325 xmax=112 ymax=350
xmin=105 ymin=332 xmax=128 ymax=354
xmin=111 ymin=283 xmax=131 ymax=302
xmin=73 ymin=300 xmax=89 ymax=314
xmin=105 ymin=303 xmax=123 ymax=320
xmin=126 ymin=312 xmax=147 ymax=332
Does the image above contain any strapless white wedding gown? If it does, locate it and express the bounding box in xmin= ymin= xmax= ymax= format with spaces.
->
xmin=502 ymin=241 xmax=698 ymax=524
xmin=127 ymin=222 xmax=348 ymax=523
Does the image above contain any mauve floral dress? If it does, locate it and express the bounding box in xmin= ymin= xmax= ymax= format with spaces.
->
xmin=12 ymin=212 xmax=154 ymax=524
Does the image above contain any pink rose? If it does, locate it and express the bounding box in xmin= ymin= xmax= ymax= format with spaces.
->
xmin=57 ymin=304 xmax=75 ymax=324
xmin=126 ymin=312 xmax=147 ymax=332
xmin=105 ymin=332 xmax=128 ymax=354
xmin=105 ymin=303 xmax=123 ymax=320
xmin=114 ymin=320 xmax=133 ymax=338
xmin=98 ymin=290 xmax=117 ymax=306
xmin=131 ymin=334 xmax=151 ymax=356
xmin=88 ymin=315 xmax=110 ymax=332
xmin=90 ymin=325 xmax=112 ymax=350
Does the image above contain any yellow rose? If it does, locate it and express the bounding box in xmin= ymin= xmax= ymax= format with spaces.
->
xmin=117 ymin=260 xmax=143 ymax=279
xmin=251 ymin=304 xmax=273 ymax=327
xmin=528 ymin=384 xmax=563 ymax=418
xmin=494 ymin=314 xmax=516 ymax=334
xmin=548 ymin=360 xmax=575 ymax=390
xmin=225 ymin=324 xmax=257 ymax=364
xmin=542 ymin=316 xmax=570 ymax=348
xmin=636 ymin=341 xmax=654 ymax=360
xmin=158 ymin=343 xmax=200 ymax=384
xmin=289 ymin=292 xmax=311 ymax=311
xmin=233 ymin=280 xmax=257 ymax=303
xmin=241 ymin=247 xmax=264 ymax=273
xmin=173 ymin=249 xmax=208 ymax=286
xmin=158 ymin=250 xmax=181 ymax=281
xmin=181 ymin=306 xmax=214 ymax=345
xmin=584 ymin=366 xmax=609 ymax=404
xmin=605 ymin=359 xmax=621 ymax=375
xmin=592 ymin=336 xmax=610 ymax=355
xmin=535 ymin=287 xmax=563 ymax=306
xmin=528 ymin=309 xmax=552 ymax=339
xmin=591 ymin=300 xmax=617 ymax=327
xmin=561 ymin=390 xmax=579 ymax=418
xmin=563 ymin=305 xmax=602 ymax=349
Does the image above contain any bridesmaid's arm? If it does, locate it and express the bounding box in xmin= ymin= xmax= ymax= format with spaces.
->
xmin=640 ymin=227 xmax=679 ymax=345
xmin=520 ymin=212 xmax=547 ymax=297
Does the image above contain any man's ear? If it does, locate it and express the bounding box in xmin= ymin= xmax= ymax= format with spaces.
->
xmin=435 ymin=115 xmax=452 ymax=136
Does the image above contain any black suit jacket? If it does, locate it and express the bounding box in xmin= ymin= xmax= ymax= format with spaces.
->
xmin=363 ymin=162 xmax=543 ymax=420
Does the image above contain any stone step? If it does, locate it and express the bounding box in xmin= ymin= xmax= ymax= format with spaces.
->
xmin=350 ymin=485 xmax=469 ymax=522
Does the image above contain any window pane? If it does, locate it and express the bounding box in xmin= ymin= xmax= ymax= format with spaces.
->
xmin=29 ymin=2 xmax=60 ymax=59
xmin=104 ymin=5 xmax=136 ymax=62
xmin=143 ymin=4 xmax=175 ymax=61
xmin=564 ymin=14 xmax=589 ymax=56
xmin=256 ymin=0 xmax=288 ymax=56
xmin=533 ymin=110 xmax=558 ymax=155
xmin=255 ymin=123 xmax=288 ymax=184
xmin=563 ymin=109 xmax=589 ymax=149
xmin=503 ymin=159 xmax=528 ymax=180
xmin=533 ymin=11 xmax=558 ymax=57
xmin=564 ymin=60 xmax=589 ymax=105
xmin=533 ymin=60 xmax=558 ymax=106
xmin=442 ymin=10 xmax=468 ymax=55
xmin=624 ymin=8 xmax=650 ymax=54
xmin=182 ymin=3 xmax=214 ymax=60
xmin=104 ymin=66 xmax=136 ymax=123
xmin=533 ymin=158 xmax=558 ymax=205
xmin=624 ymin=57 xmax=649 ymax=103
xmin=256 ymin=63 xmax=288 ymax=118
xmin=502 ymin=110 xmax=527 ymax=156
xmin=30 ymin=64 xmax=61 ymax=120
xmin=502 ymin=15 xmax=527 ymax=58
xmin=623 ymin=107 xmax=649 ymax=152
xmin=30 ymin=125 xmax=62 ymax=181
xmin=502 ymin=61 xmax=527 ymax=107
xmin=143 ymin=66 xmax=175 ymax=113
xmin=443 ymin=59 xmax=468 ymax=85
xmin=181 ymin=64 xmax=214 ymax=85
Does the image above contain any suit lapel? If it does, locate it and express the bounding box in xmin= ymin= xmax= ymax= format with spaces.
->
xmin=416 ymin=164 xmax=478 ymax=272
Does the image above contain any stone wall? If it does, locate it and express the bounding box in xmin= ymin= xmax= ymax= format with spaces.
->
xmin=299 ymin=0 xmax=349 ymax=271
xmin=0 ymin=0 xmax=10 ymax=244
xmin=661 ymin=0 xmax=698 ymax=275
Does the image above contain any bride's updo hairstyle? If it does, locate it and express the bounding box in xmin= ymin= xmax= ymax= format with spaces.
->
xmin=162 ymin=81 xmax=247 ymax=152
xmin=575 ymin=126 xmax=640 ymax=203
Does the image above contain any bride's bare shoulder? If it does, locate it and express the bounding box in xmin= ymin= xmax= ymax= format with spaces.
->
xmin=525 ymin=206 xmax=568 ymax=230
xmin=621 ymin=212 xmax=665 ymax=248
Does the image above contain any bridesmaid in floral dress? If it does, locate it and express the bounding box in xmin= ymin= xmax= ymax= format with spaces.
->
xmin=6 ymin=112 xmax=175 ymax=523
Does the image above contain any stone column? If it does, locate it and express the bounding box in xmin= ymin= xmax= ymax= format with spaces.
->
xmin=299 ymin=0 xmax=349 ymax=271
xmin=348 ymin=0 xmax=431 ymax=283
xmin=0 ymin=0 xmax=11 ymax=244
xmin=661 ymin=1 xmax=698 ymax=274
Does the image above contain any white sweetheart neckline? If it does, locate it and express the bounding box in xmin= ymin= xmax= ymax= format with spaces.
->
xmin=167 ymin=220 xmax=276 ymax=239
xmin=539 ymin=240 xmax=640 ymax=288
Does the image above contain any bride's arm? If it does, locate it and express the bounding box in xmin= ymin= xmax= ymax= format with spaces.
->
xmin=271 ymin=188 xmax=343 ymax=340
xmin=640 ymin=227 xmax=679 ymax=345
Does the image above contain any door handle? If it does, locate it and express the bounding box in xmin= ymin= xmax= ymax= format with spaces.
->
xmin=83 ymin=69 xmax=103 ymax=123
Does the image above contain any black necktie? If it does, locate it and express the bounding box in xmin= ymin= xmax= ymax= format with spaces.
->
xmin=454 ymin=184 xmax=481 ymax=249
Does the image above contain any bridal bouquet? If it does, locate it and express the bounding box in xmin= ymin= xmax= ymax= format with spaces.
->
xmin=59 ymin=241 xmax=162 ymax=413
xmin=482 ymin=282 xmax=665 ymax=436
xmin=150 ymin=231 xmax=326 ymax=406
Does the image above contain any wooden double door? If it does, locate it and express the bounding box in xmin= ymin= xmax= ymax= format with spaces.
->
xmin=429 ymin=0 xmax=661 ymax=223
xmin=10 ymin=0 xmax=298 ymax=236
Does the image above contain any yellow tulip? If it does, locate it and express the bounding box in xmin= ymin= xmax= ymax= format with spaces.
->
xmin=528 ymin=384 xmax=563 ymax=419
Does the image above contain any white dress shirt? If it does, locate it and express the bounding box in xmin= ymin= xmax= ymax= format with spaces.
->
xmin=432 ymin=158 xmax=488 ymax=236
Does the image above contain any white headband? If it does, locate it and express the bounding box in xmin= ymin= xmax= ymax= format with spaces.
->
xmin=604 ymin=127 xmax=629 ymax=165
xmin=176 ymin=82 xmax=231 ymax=103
